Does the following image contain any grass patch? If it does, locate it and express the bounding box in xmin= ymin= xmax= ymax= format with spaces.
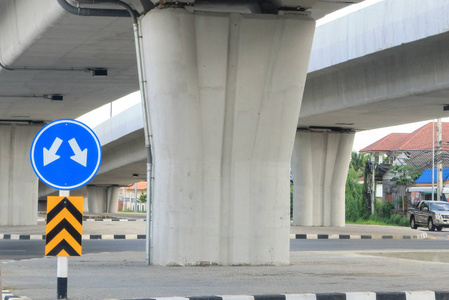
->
xmin=346 ymin=214 xmax=410 ymax=227
xmin=346 ymin=219 xmax=392 ymax=226
xmin=119 ymin=209 xmax=146 ymax=213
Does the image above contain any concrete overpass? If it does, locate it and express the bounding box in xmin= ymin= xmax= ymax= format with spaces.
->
xmin=0 ymin=0 xmax=364 ymax=266
xmin=300 ymin=0 xmax=449 ymax=130
xmin=292 ymin=0 xmax=449 ymax=228
xmin=77 ymin=0 xmax=449 ymax=230
xmin=5 ymin=0 xmax=449 ymax=267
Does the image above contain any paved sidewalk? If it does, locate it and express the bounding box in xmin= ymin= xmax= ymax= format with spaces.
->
xmin=4 ymin=248 xmax=449 ymax=300
xmin=0 ymin=214 xmax=431 ymax=299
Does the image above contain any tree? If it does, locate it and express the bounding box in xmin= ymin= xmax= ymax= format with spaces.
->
xmin=345 ymin=167 xmax=369 ymax=222
xmin=350 ymin=151 xmax=370 ymax=173
xmin=138 ymin=193 xmax=147 ymax=203
xmin=389 ymin=164 xmax=421 ymax=212
xmin=346 ymin=152 xmax=372 ymax=222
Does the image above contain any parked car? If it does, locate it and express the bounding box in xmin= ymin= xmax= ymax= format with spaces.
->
xmin=408 ymin=200 xmax=449 ymax=231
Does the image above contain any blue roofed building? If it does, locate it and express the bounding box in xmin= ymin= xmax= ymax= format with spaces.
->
xmin=361 ymin=122 xmax=449 ymax=206
xmin=409 ymin=168 xmax=449 ymax=203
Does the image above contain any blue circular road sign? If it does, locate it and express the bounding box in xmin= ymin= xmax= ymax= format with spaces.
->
xmin=30 ymin=119 xmax=102 ymax=190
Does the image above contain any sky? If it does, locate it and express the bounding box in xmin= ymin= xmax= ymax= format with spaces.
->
xmin=316 ymin=0 xmax=383 ymax=25
xmin=77 ymin=91 xmax=141 ymax=128
xmin=78 ymin=0 xmax=444 ymax=153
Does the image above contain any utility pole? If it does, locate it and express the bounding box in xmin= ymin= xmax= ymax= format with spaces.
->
xmin=432 ymin=120 xmax=435 ymax=201
xmin=437 ymin=118 xmax=443 ymax=201
xmin=134 ymin=183 xmax=138 ymax=212
xmin=371 ymin=156 xmax=376 ymax=215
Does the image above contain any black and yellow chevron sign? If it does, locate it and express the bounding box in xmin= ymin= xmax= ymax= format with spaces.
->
xmin=45 ymin=196 xmax=83 ymax=256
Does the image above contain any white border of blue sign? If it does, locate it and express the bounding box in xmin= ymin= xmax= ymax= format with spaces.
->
xmin=30 ymin=119 xmax=102 ymax=190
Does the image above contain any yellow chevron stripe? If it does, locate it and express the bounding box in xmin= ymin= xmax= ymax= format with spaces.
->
xmin=57 ymin=250 xmax=70 ymax=257
xmin=46 ymin=196 xmax=83 ymax=214
xmin=45 ymin=228 xmax=82 ymax=256
xmin=70 ymin=197 xmax=83 ymax=213
xmin=47 ymin=196 xmax=62 ymax=213
xmin=46 ymin=208 xmax=83 ymax=234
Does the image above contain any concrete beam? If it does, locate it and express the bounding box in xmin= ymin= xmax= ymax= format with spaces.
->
xmin=147 ymin=0 xmax=365 ymax=19
xmin=0 ymin=0 xmax=63 ymax=65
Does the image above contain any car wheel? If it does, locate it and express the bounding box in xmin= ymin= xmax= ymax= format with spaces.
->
xmin=410 ymin=217 xmax=418 ymax=229
xmin=437 ymin=226 xmax=443 ymax=231
xmin=428 ymin=218 xmax=436 ymax=231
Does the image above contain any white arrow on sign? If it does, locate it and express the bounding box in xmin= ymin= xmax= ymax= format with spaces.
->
xmin=43 ymin=137 xmax=63 ymax=166
xmin=68 ymin=138 xmax=88 ymax=167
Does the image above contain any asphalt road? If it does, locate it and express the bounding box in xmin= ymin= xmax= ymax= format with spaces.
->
xmin=3 ymin=239 xmax=449 ymax=260
xmin=420 ymin=228 xmax=449 ymax=239
xmin=0 ymin=240 xmax=145 ymax=260
xmin=290 ymin=238 xmax=449 ymax=251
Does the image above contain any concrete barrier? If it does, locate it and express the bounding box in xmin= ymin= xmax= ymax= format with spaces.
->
xmin=3 ymin=290 xmax=449 ymax=299
xmin=137 ymin=292 xmax=449 ymax=300
xmin=2 ymin=289 xmax=31 ymax=300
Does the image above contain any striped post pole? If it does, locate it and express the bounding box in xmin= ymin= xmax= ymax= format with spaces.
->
xmin=57 ymin=190 xmax=69 ymax=299
xmin=57 ymin=256 xmax=68 ymax=299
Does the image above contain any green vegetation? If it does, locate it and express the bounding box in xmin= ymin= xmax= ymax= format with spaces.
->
xmin=345 ymin=167 xmax=369 ymax=222
xmin=118 ymin=209 xmax=146 ymax=213
xmin=345 ymin=151 xmax=412 ymax=227
xmin=290 ymin=181 xmax=294 ymax=217
xmin=350 ymin=151 xmax=370 ymax=173
xmin=346 ymin=201 xmax=409 ymax=227
xmin=138 ymin=193 xmax=147 ymax=203
xmin=389 ymin=164 xmax=421 ymax=212
xmin=345 ymin=152 xmax=370 ymax=222
xmin=347 ymin=215 xmax=409 ymax=227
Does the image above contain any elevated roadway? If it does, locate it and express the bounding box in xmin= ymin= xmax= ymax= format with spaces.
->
xmin=290 ymin=0 xmax=449 ymax=230
xmin=0 ymin=0 xmax=357 ymax=125
xmin=0 ymin=0 xmax=362 ymax=224
xmin=299 ymin=0 xmax=449 ymax=130
xmin=8 ymin=0 xmax=447 ymax=266
xmin=84 ymin=0 xmax=449 ymax=191
xmin=76 ymin=0 xmax=449 ymax=232
xmin=0 ymin=0 xmax=366 ymax=267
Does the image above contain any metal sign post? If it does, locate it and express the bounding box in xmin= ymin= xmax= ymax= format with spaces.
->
xmin=30 ymin=119 xmax=101 ymax=299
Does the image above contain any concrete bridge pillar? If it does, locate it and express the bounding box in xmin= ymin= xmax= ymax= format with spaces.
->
xmin=87 ymin=186 xmax=120 ymax=213
xmin=140 ymin=8 xmax=315 ymax=265
xmin=0 ymin=124 xmax=41 ymax=225
xmin=291 ymin=130 xmax=354 ymax=227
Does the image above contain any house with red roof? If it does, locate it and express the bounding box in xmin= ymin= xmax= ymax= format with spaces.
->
xmin=118 ymin=181 xmax=147 ymax=211
xmin=360 ymin=122 xmax=449 ymax=171
xmin=360 ymin=122 xmax=449 ymax=204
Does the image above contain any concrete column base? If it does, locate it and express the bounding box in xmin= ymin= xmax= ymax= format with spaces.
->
xmin=292 ymin=130 xmax=355 ymax=227
xmin=0 ymin=124 xmax=41 ymax=225
xmin=87 ymin=186 xmax=120 ymax=213
xmin=140 ymin=9 xmax=315 ymax=265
